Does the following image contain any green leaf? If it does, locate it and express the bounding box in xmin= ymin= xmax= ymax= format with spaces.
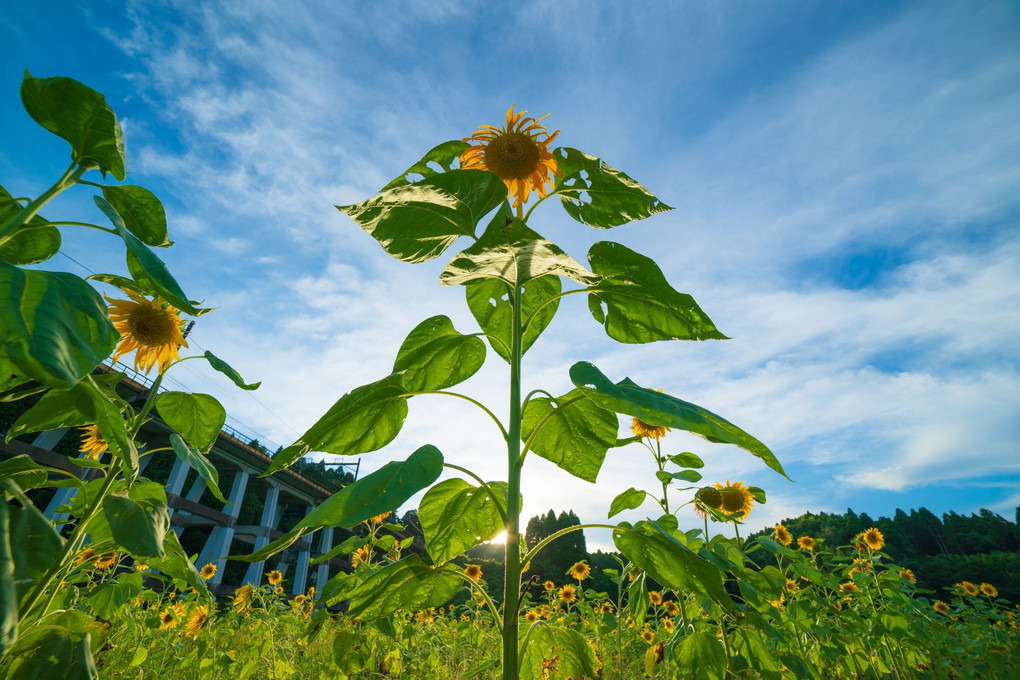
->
xmin=169 ymin=435 xmax=227 ymax=504
xmin=587 ymin=241 xmax=726 ymax=343
xmin=1 ymin=498 xmax=19 ymax=656
xmin=465 ymin=275 xmax=560 ymax=363
xmin=96 ymin=196 xmax=209 ymax=316
xmin=440 ymin=215 xmax=597 ymax=288
xmin=380 ymin=140 xmax=470 ymax=191
xmin=0 ymin=184 xmax=60 ymax=265
xmin=21 ymin=72 xmax=125 ymax=180
xmin=673 ymin=629 xmax=726 ymax=680
xmin=203 ymin=351 xmax=260 ymax=390
xmin=102 ymin=481 xmax=170 ymax=558
xmin=332 ymin=630 xmax=373 ymax=674
xmin=6 ymin=372 xmax=124 ymax=439
xmin=668 ymin=452 xmax=704 ymax=469
xmin=551 ymin=147 xmax=671 ymax=228
xmin=237 ymin=445 xmax=443 ymax=563
xmin=8 ymin=497 xmax=65 ymax=580
xmin=0 ymin=456 xmax=50 ymax=491
xmin=570 ymin=362 xmax=788 ymax=478
xmin=101 ymin=185 xmax=170 ymax=247
xmin=338 ymin=169 xmax=506 ymax=263
xmin=419 ymin=478 xmax=507 ymax=565
xmin=69 ymin=377 xmax=137 ymax=479
xmin=147 ymin=530 xmax=210 ymax=598
xmin=266 ymin=373 xmax=408 ymax=476
xmin=3 ymin=628 xmax=99 ymax=680
xmin=85 ymin=273 xmax=150 ymax=299
xmin=392 ymin=315 xmax=486 ymax=392
xmin=673 ymin=469 xmax=703 ymax=483
xmin=156 ymin=392 xmax=225 ymax=454
xmin=608 ymin=487 xmax=646 ymax=518
xmin=0 ymin=262 xmax=118 ymax=389
xmin=346 ymin=555 xmax=461 ymax=620
xmin=613 ymin=520 xmax=733 ymax=608
xmin=87 ymin=574 xmax=142 ymax=619
xmin=521 ymin=388 xmax=618 ymax=483
xmin=521 ymin=625 xmax=601 ymax=680
xmin=0 ymin=353 xmax=28 ymax=393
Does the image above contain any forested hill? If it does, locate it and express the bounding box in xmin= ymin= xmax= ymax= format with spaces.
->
xmin=748 ymin=506 xmax=1020 ymax=602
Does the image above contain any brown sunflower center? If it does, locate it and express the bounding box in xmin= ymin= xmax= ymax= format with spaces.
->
xmin=695 ymin=487 xmax=722 ymax=509
xmin=719 ymin=488 xmax=747 ymax=514
xmin=484 ymin=131 xmax=541 ymax=180
xmin=127 ymin=305 xmax=176 ymax=346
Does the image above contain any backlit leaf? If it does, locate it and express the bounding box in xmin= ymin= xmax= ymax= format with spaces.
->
xmin=392 ymin=315 xmax=485 ymax=392
xmin=587 ymin=241 xmax=726 ymax=343
xmin=551 ymin=147 xmax=671 ymax=228
xmin=521 ymin=388 xmax=618 ymax=483
xmin=674 ymin=629 xmax=726 ymax=680
xmin=0 ymin=497 xmax=16 ymax=656
xmin=381 ymin=140 xmax=470 ymax=191
xmin=0 ymin=184 xmax=59 ymax=265
xmin=6 ymin=372 xmax=124 ymax=439
xmin=465 ymin=275 xmax=560 ymax=363
xmin=570 ymin=362 xmax=788 ymax=478
xmin=203 ymin=351 xmax=260 ymax=390
xmin=339 ymin=169 xmax=506 ymax=263
xmin=8 ymin=497 xmax=64 ymax=580
xmin=101 ymin=185 xmax=169 ymax=247
xmin=346 ymin=555 xmax=461 ymax=620
xmin=102 ymin=481 xmax=170 ymax=558
xmin=21 ymin=72 xmax=125 ymax=180
xmin=156 ymin=392 xmax=225 ymax=454
xmin=520 ymin=625 xmax=601 ymax=680
xmin=608 ymin=487 xmax=647 ymax=518
xmin=420 ymin=478 xmax=507 ymax=565
xmin=169 ymin=434 xmax=227 ymax=504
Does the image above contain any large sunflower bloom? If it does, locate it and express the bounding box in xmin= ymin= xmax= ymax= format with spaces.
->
xmin=856 ymin=527 xmax=885 ymax=551
xmin=632 ymin=418 xmax=670 ymax=441
xmin=184 ymin=605 xmax=208 ymax=639
xmin=79 ymin=425 xmax=107 ymax=460
xmin=461 ymin=106 xmax=560 ymax=208
xmin=106 ymin=291 xmax=188 ymax=374
xmin=773 ymin=524 xmax=793 ymax=547
xmin=558 ymin=584 xmax=577 ymax=604
xmin=568 ymin=561 xmax=590 ymax=582
xmin=713 ymin=480 xmax=754 ymax=521
xmin=464 ymin=564 xmax=483 ymax=582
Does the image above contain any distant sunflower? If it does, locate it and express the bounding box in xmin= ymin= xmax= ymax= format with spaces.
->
xmin=267 ymin=570 xmax=283 ymax=586
xmin=641 ymin=629 xmax=655 ymax=644
xmin=559 ymin=584 xmax=577 ymax=604
xmin=958 ymin=581 xmax=980 ymax=597
xmin=200 ymin=563 xmax=217 ymax=581
xmin=786 ymin=578 xmax=799 ymax=593
xmin=525 ymin=610 xmax=540 ymax=624
xmin=980 ymin=583 xmax=998 ymax=598
xmin=601 ymin=601 xmax=615 ymax=614
xmin=293 ymin=594 xmax=306 ymax=606
xmin=797 ymin=536 xmax=816 ymax=551
xmin=184 ymin=605 xmax=208 ymax=639
xmin=694 ymin=486 xmax=723 ymax=519
xmin=79 ymin=425 xmax=107 ymax=460
xmin=648 ymin=591 xmax=663 ymax=606
xmin=933 ymin=601 xmax=950 ymax=615
xmin=159 ymin=607 xmax=179 ymax=630
xmin=461 ymin=106 xmax=560 ymax=208
xmin=839 ymin=582 xmax=858 ymax=594
xmin=631 ymin=418 xmax=670 ymax=441
xmin=713 ymin=480 xmax=754 ymax=521
xmin=663 ymin=601 xmax=679 ymax=616
xmin=106 ymin=291 xmax=189 ymax=374
xmin=856 ymin=527 xmax=885 ymax=551
xmin=773 ymin=524 xmax=793 ymax=547
xmin=568 ymin=561 xmax=590 ymax=582
xmin=899 ymin=569 xmax=916 ymax=585
xmin=351 ymin=545 xmax=372 ymax=567
xmin=464 ymin=564 xmax=483 ymax=582
xmin=94 ymin=552 xmax=118 ymax=570
xmin=74 ymin=547 xmax=96 ymax=566
xmin=662 ymin=617 xmax=675 ymax=633
xmin=273 ymin=586 xmax=284 ymax=595
xmin=366 ymin=510 xmax=392 ymax=525
xmin=543 ymin=580 xmax=556 ymax=592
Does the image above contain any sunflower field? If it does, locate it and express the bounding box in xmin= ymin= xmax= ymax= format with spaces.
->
xmin=1 ymin=74 xmax=1018 ymax=680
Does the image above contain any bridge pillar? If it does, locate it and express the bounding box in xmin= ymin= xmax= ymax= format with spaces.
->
xmin=314 ymin=527 xmax=333 ymax=598
xmin=196 ymin=470 xmax=249 ymax=585
xmin=242 ymin=483 xmax=280 ymax=586
xmin=291 ymin=505 xmax=314 ymax=595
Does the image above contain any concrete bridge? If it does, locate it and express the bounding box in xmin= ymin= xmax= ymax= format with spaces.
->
xmin=0 ymin=363 xmax=361 ymax=598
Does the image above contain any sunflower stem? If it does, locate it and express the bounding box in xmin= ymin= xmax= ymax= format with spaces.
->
xmin=501 ymin=282 xmax=524 ymax=680
xmin=0 ymin=162 xmax=90 ymax=247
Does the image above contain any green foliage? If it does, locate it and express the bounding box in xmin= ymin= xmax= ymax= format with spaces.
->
xmin=393 ymin=315 xmax=486 ymax=392
xmin=346 ymin=555 xmax=461 ymax=620
xmin=0 ymin=185 xmax=59 ymax=265
xmin=420 ymin=478 xmax=507 ymax=565
xmin=102 ymin=481 xmax=170 ymax=559
xmin=520 ymin=388 xmax=618 ymax=483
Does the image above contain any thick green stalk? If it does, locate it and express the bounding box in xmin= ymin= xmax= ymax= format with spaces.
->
xmin=502 ymin=281 xmax=524 ymax=680
xmin=0 ymin=163 xmax=90 ymax=247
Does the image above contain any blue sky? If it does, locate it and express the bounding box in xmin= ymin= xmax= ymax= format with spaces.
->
xmin=2 ymin=0 xmax=1018 ymax=550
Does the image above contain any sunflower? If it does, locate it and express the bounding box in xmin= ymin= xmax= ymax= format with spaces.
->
xmin=184 ymin=605 xmax=208 ymax=639
xmin=79 ymin=425 xmax=107 ymax=460
xmin=568 ymin=561 xmax=590 ymax=582
xmin=601 ymin=601 xmax=615 ymax=614
xmin=641 ymin=629 xmax=655 ymax=644
xmin=839 ymin=582 xmax=858 ymax=594
xmin=694 ymin=486 xmax=723 ymax=519
xmin=94 ymin=552 xmax=118 ymax=570
xmin=773 ymin=524 xmax=793 ymax=547
xmin=712 ymin=480 xmax=754 ymax=521
xmin=461 ymin=106 xmax=560 ymax=208
xmin=525 ymin=610 xmax=540 ymax=623
xmin=543 ymin=580 xmax=556 ymax=592
xmin=134 ymin=561 xmax=149 ymax=572
xmin=464 ymin=564 xmax=483 ymax=582
xmin=856 ymin=527 xmax=885 ymax=551
xmin=273 ymin=586 xmax=284 ymax=595
xmin=232 ymin=585 xmax=252 ymax=612
xmin=351 ymin=545 xmax=372 ymax=567
xmin=980 ymin=583 xmax=998 ymax=598
xmin=366 ymin=510 xmax=392 ymax=525
xmin=106 ymin=291 xmax=189 ymax=374
xmin=663 ymin=601 xmax=679 ymax=616
xmin=159 ymin=607 xmax=179 ymax=630
xmin=648 ymin=591 xmax=663 ymax=606
xmin=200 ymin=563 xmax=217 ymax=580
xmin=785 ymin=578 xmax=799 ymax=593
xmin=293 ymin=594 xmax=306 ymax=606
xmin=632 ymin=418 xmax=670 ymax=441
xmin=933 ymin=601 xmax=950 ymax=615
xmin=662 ymin=617 xmax=675 ymax=633
xmin=797 ymin=536 xmax=815 ymax=551
xmin=958 ymin=581 xmax=980 ymax=597
xmin=267 ymin=570 xmax=283 ymax=586
xmin=558 ymin=584 xmax=577 ymax=604
xmin=74 ymin=547 xmax=96 ymax=566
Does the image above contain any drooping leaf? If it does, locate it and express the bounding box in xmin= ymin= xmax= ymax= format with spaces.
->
xmin=520 ymin=625 xmax=601 ymax=680
xmin=86 ymin=572 xmax=143 ymax=619
xmin=0 ymin=497 xmax=18 ymax=656
xmin=0 ymin=456 xmax=50 ymax=492
xmin=551 ymin=147 xmax=671 ymax=228
xmin=587 ymin=241 xmax=726 ymax=343
xmin=148 ymin=530 xmax=210 ymax=597
xmin=440 ymin=215 xmax=597 ymax=288
xmin=102 ymin=481 xmax=170 ymax=558
xmin=673 ymin=629 xmax=726 ymax=680
xmin=570 ymin=362 xmax=788 ymax=478
xmin=3 ymin=628 xmax=99 ymax=680
xmin=614 ymin=520 xmax=733 ymax=608
xmin=96 ymin=196 xmax=209 ymax=316
xmin=21 ymin=72 xmax=125 ymax=180
xmin=237 ymin=445 xmax=443 ymax=563
xmin=521 ymin=388 xmax=618 ymax=483
xmin=346 ymin=555 xmax=461 ymax=620
xmin=266 ymin=373 xmax=409 ymax=476
xmin=0 ymin=353 xmax=28 ymax=393
xmin=465 ymin=275 xmax=560 ymax=363
xmin=8 ymin=497 xmax=64 ymax=580
xmin=671 ymin=469 xmax=703 ymax=483
xmin=332 ymin=630 xmax=373 ymax=674
xmin=203 ymin=351 xmax=260 ymax=390
xmin=0 ymin=184 xmax=60 ymax=265
xmin=85 ymin=273 xmax=150 ymax=299
xmin=6 ymin=372 xmax=125 ymax=439
xmin=338 ymin=169 xmax=506 ymax=263
xmin=69 ymin=377 xmax=138 ymax=479
xmin=608 ymin=487 xmax=647 ymax=518
xmin=169 ymin=434 xmax=227 ymax=504
xmin=380 ymin=140 xmax=470 ymax=191
xmin=155 ymin=392 xmax=225 ymax=454
xmin=392 ymin=315 xmax=486 ymax=392
xmin=101 ymin=185 xmax=170 ymax=247
xmin=0 ymin=262 xmax=118 ymax=389
xmin=419 ymin=478 xmax=507 ymax=565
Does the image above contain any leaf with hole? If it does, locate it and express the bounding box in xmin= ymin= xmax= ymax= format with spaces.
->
xmin=381 ymin=140 xmax=470 ymax=191
xmin=465 ymin=275 xmax=560 ymax=363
